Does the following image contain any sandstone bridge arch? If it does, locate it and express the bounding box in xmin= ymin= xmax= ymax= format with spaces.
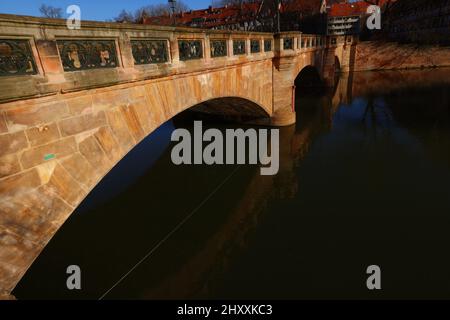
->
xmin=0 ymin=65 xmax=273 ymax=297
xmin=0 ymin=14 xmax=352 ymax=298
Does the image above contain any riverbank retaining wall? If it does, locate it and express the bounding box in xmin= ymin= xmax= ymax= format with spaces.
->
xmin=353 ymin=41 xmax=450 ymax=71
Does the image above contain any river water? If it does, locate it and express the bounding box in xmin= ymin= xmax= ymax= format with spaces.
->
xmin=14 ymin=68 xmax=450 ymax=299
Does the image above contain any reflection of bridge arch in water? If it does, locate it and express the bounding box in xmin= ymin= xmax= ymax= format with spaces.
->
xmin=95 ymin=106 xmax=335 ymax=299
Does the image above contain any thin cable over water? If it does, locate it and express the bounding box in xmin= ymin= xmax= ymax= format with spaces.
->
xmin=99 ymin=165 xmax=241 ymax=300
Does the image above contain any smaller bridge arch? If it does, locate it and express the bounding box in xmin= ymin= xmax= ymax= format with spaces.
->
xmin=294 ymin=65 xmax=324 ymax=90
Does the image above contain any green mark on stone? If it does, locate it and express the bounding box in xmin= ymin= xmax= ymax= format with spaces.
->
xmin=44 ymin=153 xmax=56 ymax=161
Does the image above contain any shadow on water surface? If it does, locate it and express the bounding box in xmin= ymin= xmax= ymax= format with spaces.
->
xmin=13 ymin=67 xmax=450 ymax=300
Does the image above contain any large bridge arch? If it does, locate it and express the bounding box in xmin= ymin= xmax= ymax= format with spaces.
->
xmin=0 ymin=61 xmax=273 ymax=296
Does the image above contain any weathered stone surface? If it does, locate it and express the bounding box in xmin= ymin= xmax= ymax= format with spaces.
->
xmin=45 ymin=163 xmax=86 ymax=207
xmin=6 ymin=102 xmax=70 ymax=129
xmin=92 ymin=90 xmax=129 ymax=111
xmin=58 ymin=153 xmax=99 ymax=189
xmin=25 ymin=123 xmax=60 ymax=147
xmin=105 ymin=107 xmax=136 ymax=150
xmin=0 ymin=169 xmax=41 ymax=199
xmin=0 ymin=154 xmax=21 ymax=179
xmin=0 ymin=227 xmax=42 ymax=269
xmin=128 ymin=99 xmax=155 ymax=133
xmin=35 ymin=40 xmax=59 ymax=56
xmin=0 ymin=261 xmax=22 ymax=293
xmin=0 ymin=226 xmax=44 ymax=293
xmin=19 ymin=137 xmax=77 ymax=169
xmin=129 ymin=86 xmax=146 ymax=101
xmin=59 ymin=111 xmax=107 ymax=137
xmin=78 ymin=135 xmax=111 ymax=174
xmin=40 ymin=56 xmax=63 ymax=74
xmin=6 ymin=102 xmax=69 ymax=127
xmin=119 ymin=104 xmax=145 ymax=142
xmin=144 ymin=85 xmax=170 ymax=123
xmin=0 ymin=186 xmax=72 ymax=245
xmin=0 ymin=113 xmax=7 ymax=134
xmin=66 ymin=95 xmax=93 ymax=116
xmin=0 ymin=131 xmax=28 ymax=156
xmin=94 ymin=127 xmax=123 ymax=163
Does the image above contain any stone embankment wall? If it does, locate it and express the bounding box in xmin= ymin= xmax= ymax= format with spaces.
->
xmin=353 ymin=41 xmax=450 ymax=71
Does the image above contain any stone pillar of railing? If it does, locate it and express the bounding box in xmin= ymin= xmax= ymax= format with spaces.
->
xmin=340 ymin=35 xmax=357 ymax=72
xmin=170 ymin=32 xmax=180 ymax=64
xmin=204 ymin=34 xmax=211 ymax=62
xmin=35 ymin=36 xmax=64 ymax=82
xmin=270 ymin=32 xmax=300 ymax=126
xmin=227 ymin=34 xmax=233 ymax=57
xmin=119 ymin=32 xmax=135 ymax=69
xmin=246 ymin=37 xmax=251 ymax=58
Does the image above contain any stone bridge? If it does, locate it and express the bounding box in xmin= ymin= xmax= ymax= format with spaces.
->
xmin=0 ymin=14 xmax=353 ymax=298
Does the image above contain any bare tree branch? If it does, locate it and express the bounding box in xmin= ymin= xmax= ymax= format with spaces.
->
xmin=39 ymin=4 xmax=63 ymax=19
xmin=114 ymin=1 xmax=191 ymax=23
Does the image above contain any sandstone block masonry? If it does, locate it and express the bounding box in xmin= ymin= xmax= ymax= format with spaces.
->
xmin=352 ymin=41 xmax=450 ymax=71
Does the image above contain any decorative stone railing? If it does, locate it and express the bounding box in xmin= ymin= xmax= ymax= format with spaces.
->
xmin=0 ymin=14 xmax=333 ymax=103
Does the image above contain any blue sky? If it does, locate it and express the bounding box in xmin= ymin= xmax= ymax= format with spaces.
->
xmin=0 ymin=0 xmax=213 ymax=21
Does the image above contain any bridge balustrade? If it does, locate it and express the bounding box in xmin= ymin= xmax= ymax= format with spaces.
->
xmin=0 ymin=14 xmax=332 ymax=103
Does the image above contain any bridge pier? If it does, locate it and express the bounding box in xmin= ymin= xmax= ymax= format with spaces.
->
xmin=323 ymin=50 xmax=338 ymax=87
xmin=271 ymin=54 xmax=297 ymax=126
xmin=322 ymin=36 xmax=357 ymax=86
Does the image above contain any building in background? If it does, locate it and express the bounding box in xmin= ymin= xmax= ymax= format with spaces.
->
xmin=144 ymin=0 xmax=349 ymax=33
xmin=144 ymin=3 xmax=264 ymax=31
xmin=326 ymin=1 xmax=370 ymax=36
xmin=384 ymin=0 xmax=450 ymax=45
xmin=145 ymin=0 xmax=428 ymax=38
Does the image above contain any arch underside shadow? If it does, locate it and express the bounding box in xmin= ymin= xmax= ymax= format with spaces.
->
xmin=188 ymin=97 xmax=270 ymax=123
xmin=295 ymin=65 xmax=324 ymax=91
xmin=8 ymin=94 xmax=270 ymax=297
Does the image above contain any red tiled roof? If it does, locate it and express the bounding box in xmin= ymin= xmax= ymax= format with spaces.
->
xmin=144 ymin=3 xmax=263 ymax=27
xmin=144 ymin=0 xmax=331 ymax=27
xmin=328 ymin=1 xmax=370 ymax=17
xmin=145 ymin=0 xmax=386 ymax=28
xmin=281 ymin=0 xmax=324 ymax=14
xmin=328 ymin=0 xmax=395 ymax=17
